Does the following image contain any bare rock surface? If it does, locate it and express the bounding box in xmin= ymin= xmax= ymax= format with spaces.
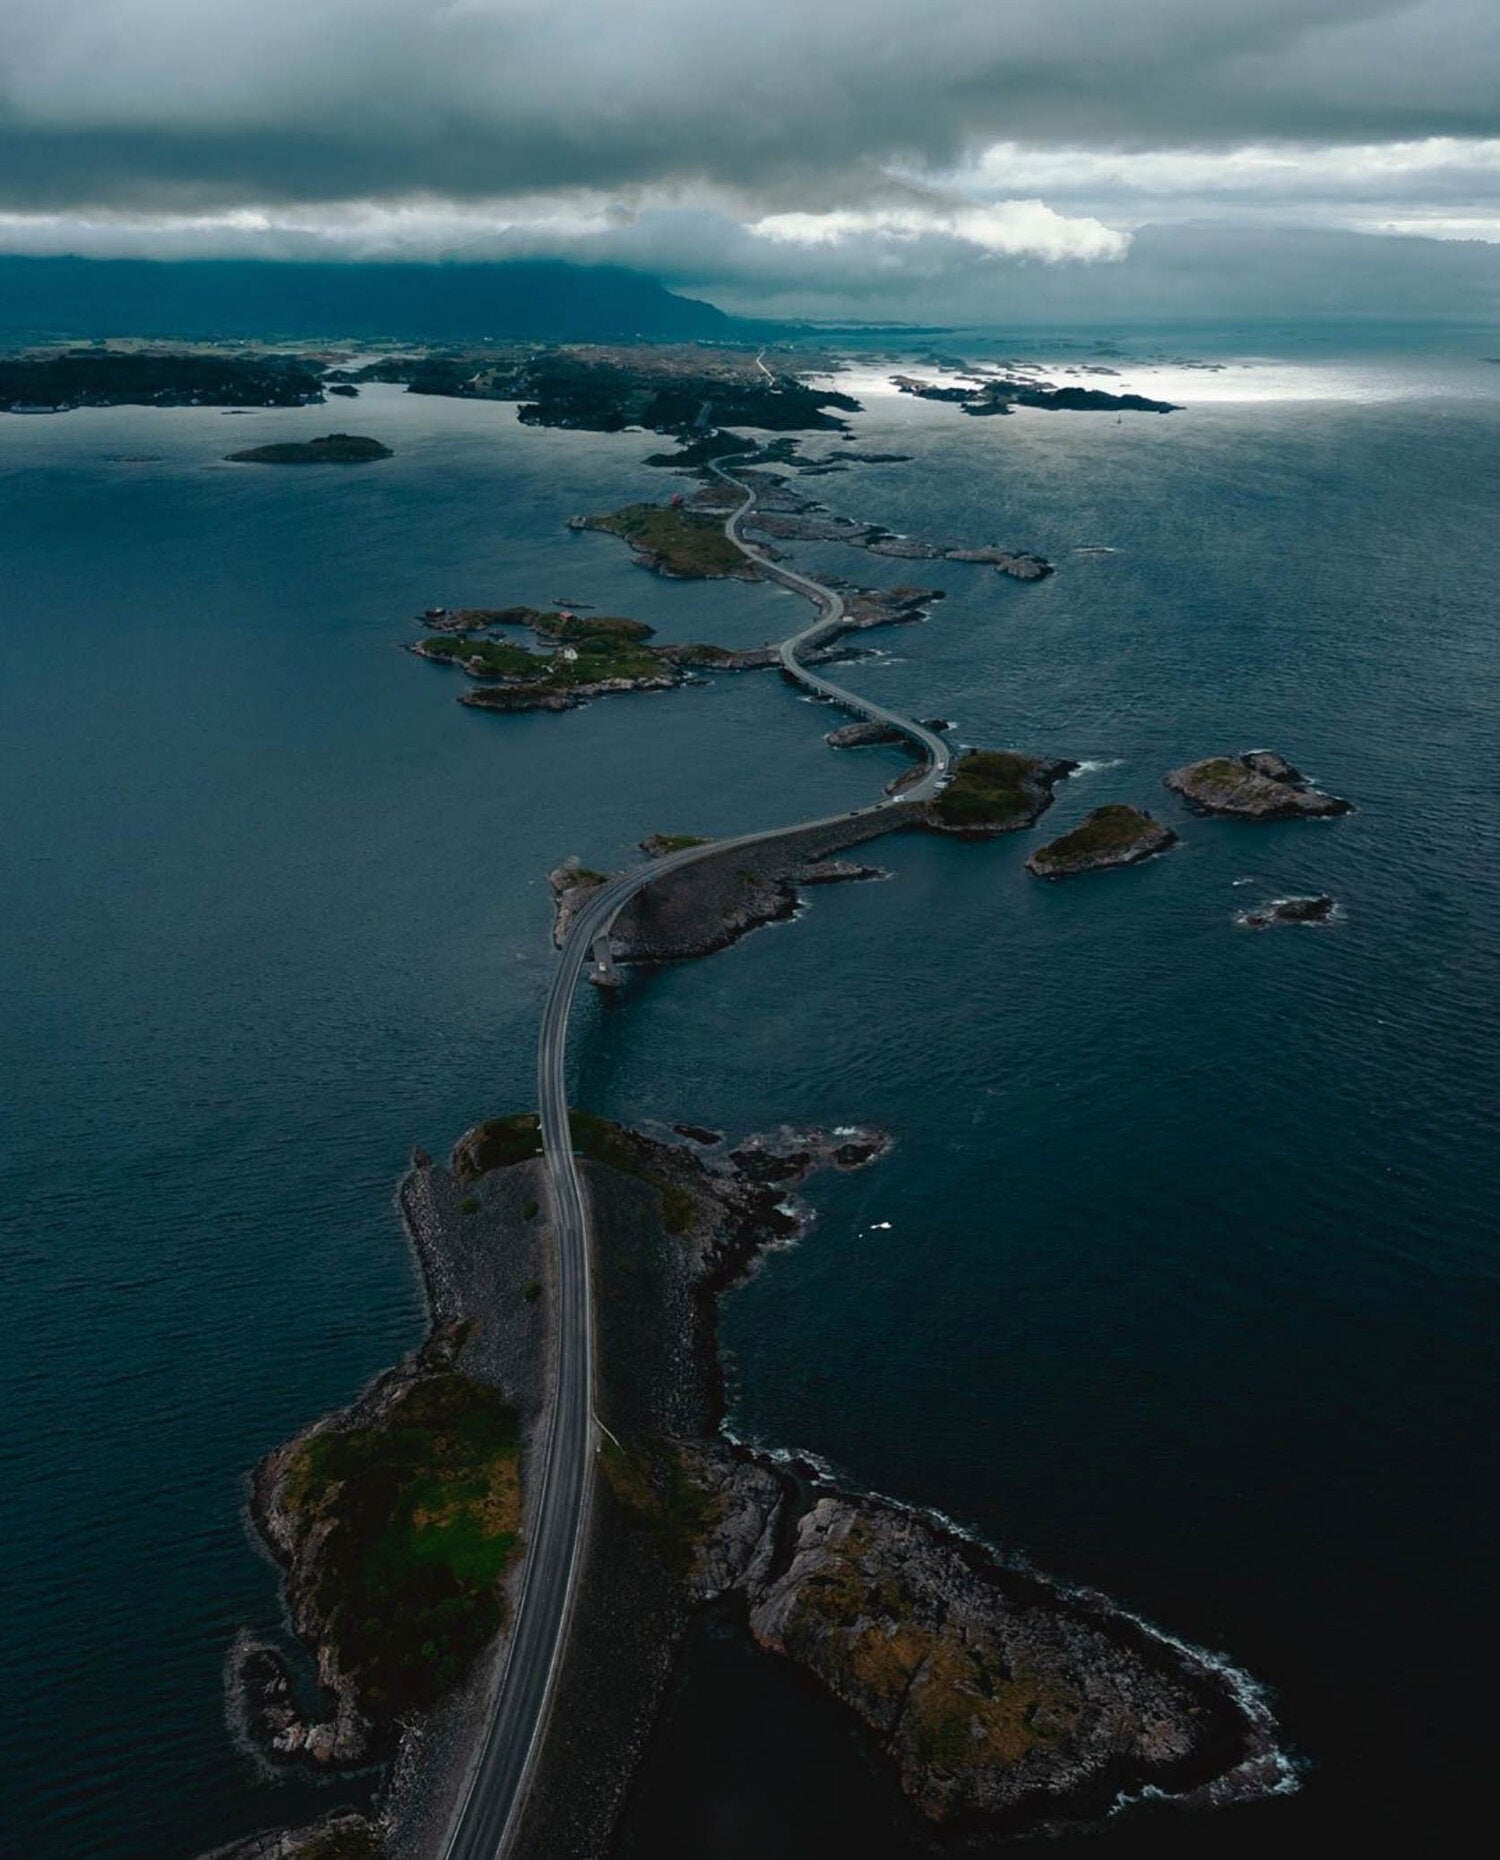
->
xmin=566 ymin=810 xmax=922 ymax=964
xmin=1165 ymin=751 xmax=1350 ymax=819
xmin=547 ymin=858 xmax=609 ymax=944
xmin=1241 ymin=749 xmax=1304 ymax=783
xmin=743 ymin=487 xmax=1052 ymax=580
xmin=677 ymin=1441 xmax=786 ymax=1604
xmin=741 ymin=1492 xmax=1280 ymax=1829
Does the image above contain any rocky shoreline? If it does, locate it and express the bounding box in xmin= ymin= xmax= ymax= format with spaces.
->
xmin=208 ymin=1085 xmax=1291 ymax=1860
xmin=733 ymin=470 xmax=1053 ymax=580
xmin=502 ymin=1119 xmax=1289 ymax=1847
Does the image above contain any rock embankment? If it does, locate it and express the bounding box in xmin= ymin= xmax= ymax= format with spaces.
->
xmin=1026 ymin=804 xmax=1177 ymax=878
xmin=547 ymin=746 xmax=1077 ymax=965
xmin=739 ymin=477 xmax=1053 ymax=580
xmin=1165 ymin=751 xmax=1350 ymax=819
xmin=826 ymin=716 xmax=949 ymax=749
xmin=198 ymin=1812 xmax=382 ymax=1860
xmin=551 ymin=811 xmax=919 ymax=962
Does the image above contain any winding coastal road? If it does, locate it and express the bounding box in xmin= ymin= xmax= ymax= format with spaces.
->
xmin=440 ymin=450 xmax=952 ymax=1860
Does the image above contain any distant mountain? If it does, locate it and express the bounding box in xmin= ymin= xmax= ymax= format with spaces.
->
xmin=0 ymin=256 xmax=734 ymax=347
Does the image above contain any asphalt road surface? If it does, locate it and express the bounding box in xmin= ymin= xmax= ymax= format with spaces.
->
xmin=439 ymin=452 xmax=951 ymax=1859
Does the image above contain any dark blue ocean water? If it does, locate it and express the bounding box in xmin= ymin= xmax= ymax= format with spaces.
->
xmin=2 ymin=347 xmax=1496 ymax=1857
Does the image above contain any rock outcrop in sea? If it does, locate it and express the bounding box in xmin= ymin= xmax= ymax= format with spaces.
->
xmin=1241 ymin=894 xmax=1338 ymax=929
xmin=1165 ymin=751 xmax=1350 ymax=819
xmin=1026 ymin=804 xmax=1178 ymax=878
xmin=728 ymin=1490 xmax=1283 ymax=1828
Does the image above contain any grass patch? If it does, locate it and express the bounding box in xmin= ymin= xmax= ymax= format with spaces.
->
xmin=298 ymin=1825 xmax=384 ymax=1860
xmin=458 ymin=1109 xmax=700 ymax=1234
xmin=600 ymin=1438 xmax=719 ymax=1574
xmin=585 ymin=503 xmax=748 ymax=578
xmin=1035 ymin=804 xmax=1155 ymax=862
xmin=532 ymin=612 xmax=655 ymax=646
xmin=1192 ymin=756 xmax=1250 ymax=790
xmin=549 ymin=647 xmax=666 ymax=685
xmin=672 ymin=642 xmax=738 ymax=665
xmin=643 ymin=832 xmax=710 ymax=854
xmin=283 ymin=1372 xmax=520 ymax=1717
xmin=457 ymin=1113 xmax=543 ymax=1179
xmin=421 ymin=622 xmax=669 ymax=689
xmin=419 ymin=635 xmax=540 ymax=676
xmin=929 ymin=751 xmax=1044 ymax=829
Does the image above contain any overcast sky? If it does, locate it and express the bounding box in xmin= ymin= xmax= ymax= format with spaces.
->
xmin=2 ymin=0 xmax=1498 ymax=319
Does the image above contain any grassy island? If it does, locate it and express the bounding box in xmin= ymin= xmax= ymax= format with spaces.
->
xmin=280 ymin=1370 xmax=519 ymax=1716
xmin=926 ymin=750 xmax=1073 ymax=833
xmin=1026 ymin=803 xmax=1176 ymax=878
xmin=227 ymin=432 xmax=392 ymax=464
xmin=574 ymin=502 xmax=753 ymax=578
xmin=412 ymin=601 xmax=771 ymax=713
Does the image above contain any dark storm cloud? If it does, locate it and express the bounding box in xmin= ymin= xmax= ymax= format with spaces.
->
xmin=1 ymin=0 xmax=1498 ymax=212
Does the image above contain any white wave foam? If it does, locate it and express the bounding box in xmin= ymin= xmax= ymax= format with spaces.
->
xmin=1072 ymin=757 xmax=1125 ymax=775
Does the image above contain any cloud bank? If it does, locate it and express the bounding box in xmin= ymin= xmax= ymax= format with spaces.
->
xmin=1 ymin=1 xmax=1497 ymax=318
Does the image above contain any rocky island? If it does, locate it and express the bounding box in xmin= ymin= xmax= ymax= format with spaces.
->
xmin=410 ymin=604 xmax=776 ymax=712
xmin=1166 ymin=750 xmax=1350 ymax=819
xmin=226 ymin=432 xmax=392 ymax=464
xmin=1026 ymin=804 xmax=1178 ymax=878
xmin=893 ymin=371 xmax=1179 ymax=416
xmin=407 ymin=583 xmax=946 ymax=718
xmin=0 ymin=347 xmax=325 ymax=413
xmin=926 ymin=749 xmax=1077 ymax=834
